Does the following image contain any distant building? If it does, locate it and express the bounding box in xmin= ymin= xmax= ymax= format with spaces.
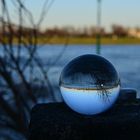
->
xmin=128 ymin=28 xmax=140 ymax=38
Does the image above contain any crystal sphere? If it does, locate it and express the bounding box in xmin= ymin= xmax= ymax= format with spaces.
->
xmin=59 ymin=54 xmax=120 ymax=115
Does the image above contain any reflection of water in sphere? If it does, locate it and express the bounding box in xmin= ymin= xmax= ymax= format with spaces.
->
xmin=59 ymin=54 xmax=121 ymax=115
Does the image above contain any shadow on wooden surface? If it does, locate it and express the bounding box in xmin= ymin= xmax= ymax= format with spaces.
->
xmin=28 ymin=89 xmax=140 ymax=140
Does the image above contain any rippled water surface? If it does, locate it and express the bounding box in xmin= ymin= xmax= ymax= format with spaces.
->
xmin=1 ymin=44 xmax=140 ymax=99
xmin=37 ymin=44 xmax=140 ymax=98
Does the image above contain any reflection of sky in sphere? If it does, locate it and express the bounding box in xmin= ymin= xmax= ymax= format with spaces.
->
xmin=60 ymin=54 xmax=121 ymax=115
xmin=60 ymin=86 xmax=120 ymax=115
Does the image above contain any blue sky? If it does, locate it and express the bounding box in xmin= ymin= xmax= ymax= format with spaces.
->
xmin=5 ymin=0 xmax=140 ymax=30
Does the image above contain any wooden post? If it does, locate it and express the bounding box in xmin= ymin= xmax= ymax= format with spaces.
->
xmin=96 ymin=0 xmax=102 ymax=54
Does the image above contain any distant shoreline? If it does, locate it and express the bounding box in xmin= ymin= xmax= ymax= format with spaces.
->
xmin=37 ymin=37 xmax=140 ymax=45
xmin=1 ymin=37 xmax=140 ymax=45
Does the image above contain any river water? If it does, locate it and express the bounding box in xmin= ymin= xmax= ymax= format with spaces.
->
xmin=36 ymin=44 xmax=140 ymax=99
xmin=0 ymin=44 xmax=139 ymax=140
xmin=0 ymin=44 xmax=140 ymax=100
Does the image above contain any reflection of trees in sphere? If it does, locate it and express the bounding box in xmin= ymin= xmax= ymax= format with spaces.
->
xmin=59 ymin=54 xmax=121 ymax=115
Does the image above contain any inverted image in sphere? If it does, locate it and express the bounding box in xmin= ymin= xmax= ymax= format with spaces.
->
xmin=59 ymin=54 xmax=120 ymax=115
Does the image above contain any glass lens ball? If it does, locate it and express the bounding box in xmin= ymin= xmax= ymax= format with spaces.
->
xmin=59 ymin=54 xmax=121 ymax=115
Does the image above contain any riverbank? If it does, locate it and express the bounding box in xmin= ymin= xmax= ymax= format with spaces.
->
xmin=1 ymin=37 xmax=140 ymax=45
xmin=37 ymin=37 xmax=140 ymax=45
